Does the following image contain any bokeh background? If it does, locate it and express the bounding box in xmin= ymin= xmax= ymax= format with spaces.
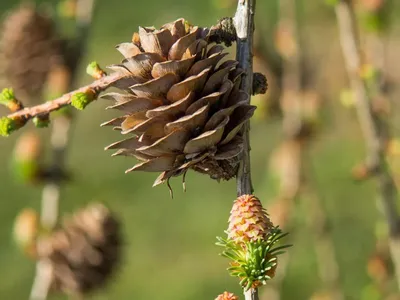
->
xmin=1 ymin=0 xmax=400 ymax=299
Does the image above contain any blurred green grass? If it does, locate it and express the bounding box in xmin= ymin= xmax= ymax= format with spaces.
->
xmin=0 ymin=0 xmax=398 ymax=299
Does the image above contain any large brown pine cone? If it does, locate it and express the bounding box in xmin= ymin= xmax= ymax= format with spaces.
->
xmin=103 ymin=18 xmax=255 ymax=187
xmin=0 ymin=4 xmax=60 ymax=103
xmin=37 ymin=203 xmax=122 ymax=296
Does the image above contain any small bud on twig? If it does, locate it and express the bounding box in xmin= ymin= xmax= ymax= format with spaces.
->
xmin=71 ymin=89 xmax=96 ymax=110
xmin=86 ymin=61 xmax=107 ymax=79
xmin=252 ymin=72 xmax=268 ymax=95
xmin=33 ymin=115 xmax=50 ymax=128
xmin=0 ymin=88 xmax=23 ymax=112
xmin=209 ymin=17 xmax=237 ymax=47
xmin=0 ymin=116 xmax=25 ymax=136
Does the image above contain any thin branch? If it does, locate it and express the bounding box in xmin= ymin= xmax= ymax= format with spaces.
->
xmin=234 ymin=0 xmax=255 ymax=198
xmin=335 ymin=0 xmax=400 ymax=291
xmin=5 ymin=71 xmax=121 ymax=122
xmin=233 ymin=0 xmax=257 ymax=299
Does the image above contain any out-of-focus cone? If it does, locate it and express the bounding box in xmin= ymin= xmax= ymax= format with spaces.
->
xmin=274 ymin=21 xmax=297 ymax=59
xmin=269 ymin=140 xmax=303 ymax=200
xmin=103 ymin=18 xmax=256 ymax=188
xmin=267 ymin=198 xmax=291 ymax=229
xmin=11 ymin=131 xmax=43 ymax=184
xmin=37 ymin=203 xmax=122 ymax=296
xmin=367 ymin=252 xmax=390 ymax=283
xmin=13 ymin=208 xmax=39 ymax=258
xmin=0 ymin=4 xmax=60 ymax=103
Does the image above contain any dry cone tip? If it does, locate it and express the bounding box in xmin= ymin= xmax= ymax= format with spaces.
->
xmin=216 ymin=194 xmax=290 ymax=290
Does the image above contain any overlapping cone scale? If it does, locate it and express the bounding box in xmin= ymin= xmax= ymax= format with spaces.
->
xmin=215 ymin=291 xmax=239 ymax=300
xmin=228 ymin=194 xmax=273 ymax=244
xmin=103 ymin=18 xmax=255 ymax=186
xmin=0 ymin=4 xmax=60 ymax=103
xmin=37 ymin=203 xmax=122 ymax=296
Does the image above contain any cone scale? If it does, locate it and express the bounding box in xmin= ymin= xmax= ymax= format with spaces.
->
xmin=103 ymin=18 xmax=256 ymax=188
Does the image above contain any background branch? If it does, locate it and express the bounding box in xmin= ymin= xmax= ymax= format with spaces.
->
xmin=29 ymin=0 xmax=97 ymax=299
xmin=335 ymin=0 xmax=400 ymax=291
xmin=5 ymin=71 xmax=121 ymax=122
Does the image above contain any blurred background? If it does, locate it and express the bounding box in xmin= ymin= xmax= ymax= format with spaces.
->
xmin=1 ymin=0 xmax=400 ymax=299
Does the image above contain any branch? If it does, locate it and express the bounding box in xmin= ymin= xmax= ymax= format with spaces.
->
xmin=233 ymin=1 xmax=257 ymax=299
xmin=335 ymin=0 xmax=400 ymax=291
xmin=3 ymin=72 xmax=121 ymax=124
xmin=234 ymin=0 xmax=255 ymax=197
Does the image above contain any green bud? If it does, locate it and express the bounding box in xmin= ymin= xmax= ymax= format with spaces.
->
xmin=0 ymin=88 xmax=23 ymax=112
xmin=33 ymin=116 xmax=50 ymax=128
xmin=86 ymin=61 xmax=105 ymax=79
xmin=0 ymin=117 xmax=18 ymax=136
xmin=0 ymin=88 xmax=15 ymax=104
xmin=71 ymin=90 xmax=96 ymax=110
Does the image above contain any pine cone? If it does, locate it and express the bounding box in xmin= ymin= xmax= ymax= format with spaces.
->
xmin=227 ymin=194 xmax=273 ymax=244
xmin=37 ymin=203 xmax=122 ymax=296
xmin=103 ymin=18 xmax=255 ymax=187
xmin=0 ymin=4 xmax=60 ymax=103
xmin=215 ymin=291 xmax=239 ymax=300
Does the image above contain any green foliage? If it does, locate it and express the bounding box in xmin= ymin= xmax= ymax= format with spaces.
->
xmin=0 ymin=117 xmax=18 ymax=137
xmin=32 ymin=116 xmax=50 ymax=128
xmin=216 ymin=227 xmax=290 ymax=291
xmin=86 ymin=61 xmax=103 ymax=78
xmin=11 ymin=158 xmax=40 ymax=184
xmin=0 ymin=88 xmax=15 ymax=105
xmin=71 ymin=91 xmax=95 ymax=110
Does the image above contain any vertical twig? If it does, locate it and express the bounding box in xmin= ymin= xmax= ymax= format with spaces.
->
xmin=335 ymin=0 xmax=400 ymax=291
xmin=234 ymin=0 xmax=255 ymax=197
xmin=233 ymin=0 xmax=256 ymax=299
xmin=29 ymin=0 xmax=96 ymax=299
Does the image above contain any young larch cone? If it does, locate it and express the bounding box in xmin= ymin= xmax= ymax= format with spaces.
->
xmin=36 ymin=203 xmax=122 ymax=296
xmin=215 ymin=291 xmax=239 ymax=300
xmin=0 ymin=4 xmax=60 ymax=103
xmin=227 ymin=194 xmax=273 ymax=244
xmin=103 ymin=18 xmax=256 ymax=187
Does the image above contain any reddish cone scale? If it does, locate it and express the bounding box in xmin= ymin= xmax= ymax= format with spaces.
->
xmin=215 ymin=291 xmax=239 ymax=300
xmin=227 ymin=194 xmax=273 ymax=243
